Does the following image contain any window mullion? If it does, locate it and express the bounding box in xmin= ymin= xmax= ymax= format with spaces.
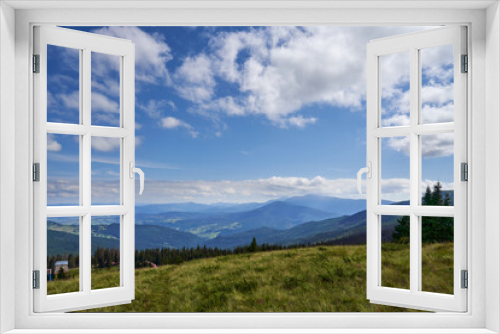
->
xmin=409 ymin=47 xmax=420 ymax=294
xmin=82 ymin=47 xmax=92 ymax=294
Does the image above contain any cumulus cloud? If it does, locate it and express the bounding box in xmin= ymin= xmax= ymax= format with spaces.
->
xmin=57 ymin=91 xmax=80 ymax=110
xmin=161 ymin=116 xmax=198 ymax=138
xmin=422 ymin=103 xmax=454 ymax=124
xmin=384 ymin=133 xmax=454 ymax=158
xmin=91 ymin=137 xmax=120 ymax=152
xmin=174 ymin=54 xmax=215 ymax=103
xmin=138 ymin=99 xmax=176 ymax=119
xmin=171 ymin=26 xmax=436 ymax=130
xmin=92 ymin=26 xmax=172 ymax=85
xmin=47 ymin=175 xmax=417 ymax=205
xmin=84 ymin=27 xmax=173 ymax=126
xmin=47 ymin=135 xmax=62 ymax=152
xmin=91 ymin=92 xmax=119 ymax=113
xmin=283 ymin=116 xmax=317 ymax=128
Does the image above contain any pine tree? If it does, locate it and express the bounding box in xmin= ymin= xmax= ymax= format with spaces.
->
xmin=392 ymin=182 xmax=453 ymax=243
xmin=248 ymin=237 xmax=258 ymax=252
xmin=68 ymin=254 xmax=75 ymax=268
xmin=391 ymin=216 xmax=410 ymax=243
xmin=423 ymin=185 xmax=432 ymax=205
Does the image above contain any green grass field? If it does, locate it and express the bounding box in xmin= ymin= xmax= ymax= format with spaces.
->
xmin=47 ymin=243 xmax=453 ymax=312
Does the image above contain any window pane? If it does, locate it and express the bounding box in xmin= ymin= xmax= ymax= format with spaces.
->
xmin=91 ymin=52 xmax=121 ymax=127
xmin=47 ymin=217 xmax=80 ymax=295
xmin=421 ymin=45 xmax=454 ymax=124
xmin=381 ymin=215 xmax=410 ymax=289
xmin=47 ymin=45 xmax=80 ymax=124
xmin=47 ymin=134 xmax=80 ymax=206
xmin=91 ymin=137 xmax=121 ymax=205
xmin=380 ymin=51 xmax=410 ymax=127
xmin=381 ymin=136 xmax=410 ymax=204
xmin=91 ymin=216 xmax=121 ymax=290
xmin=421 ymin=133 xmax=454 ymax=206
xmin=421 ymin=216 xmax=454 ymax=294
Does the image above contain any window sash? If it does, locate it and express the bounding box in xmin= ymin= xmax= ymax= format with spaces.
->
xmin=32 ymin=25 xmax=136 ymax=313
xmin=366 ymin=26 xmax=468 ymax=312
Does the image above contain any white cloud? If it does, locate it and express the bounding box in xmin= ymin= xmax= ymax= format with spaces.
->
xmin=172 ymin=26 xmax=434 ymax=130
xmin=421 ymin=83 xmax=453 ymax=106
xmin=205 ymin=96 xmax=246 ymax=116
xmin=422 ymin=103 xmax=454 ymax=124
xmin=385 ymin=133 xmax=454 ymax=158
xmin=174 ymin=54 xmax=215 ymax=103
xmin=91 ymin=92 xmax=119 ymax=113
xmin=135 ymin=136 xmax=144 ymax=147
xmin=58 ymin=91 xmax=80 ymax=110
xmin=91 ymin=137 xmax=120 ymax=152
xmin=47 ymin=172 xmax=455 ymax=205
xmin=47 ymin=135 xmax=62 ymax=152
xmin=138 ymin=99 xmax=175 ymax=119
xmin=421 ymin=44 xmax=454 ymax=82
xmin=161 ymin=117 xmax=183 ymax=129
xmin=160 ymin=116 xmax=199 ymax=138
xmin=381 ymin=114 xmax=410 ymax=127
xmin=47 ymin=175 xmax=417 ymax=205
xmin=422 ymin=133 xmax=454 ymax=158
xmin=283 ymin=116 xmax=317 ymax=128
xmin=92 ymin=26 xmax=172 ymax=85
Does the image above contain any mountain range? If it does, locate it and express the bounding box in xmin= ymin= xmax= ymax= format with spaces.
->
xmin=135 ymin=194 xmax=392 ymax=216
xmin=47 ymin=194 xmax=406 ymax=255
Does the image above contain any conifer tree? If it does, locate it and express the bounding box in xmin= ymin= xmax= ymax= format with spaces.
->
xmin=248 ymin=237 xmax=258 ymax=252
xmin=392 ymin=182 xmax=453 ymax=243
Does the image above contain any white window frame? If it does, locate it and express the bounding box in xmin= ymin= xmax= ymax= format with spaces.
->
xmin=1 ymin=2 xmax=499 ymax=333
xmin=33 ymin=26 xmax=136 ymax=313
xmin=366 ymin=26 xmax=467 ymax=312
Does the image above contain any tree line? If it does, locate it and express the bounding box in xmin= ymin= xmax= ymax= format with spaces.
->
xmin=392 ymin=182 xmax=454 ymax=243
xmin=48 ymin=182 xmax=453 ymax=275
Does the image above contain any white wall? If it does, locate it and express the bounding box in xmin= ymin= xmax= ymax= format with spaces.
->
xmin=0 ymin=2 xmax=16 ymax=333
xmin=486 ymin=2 xmax=500 ymax=333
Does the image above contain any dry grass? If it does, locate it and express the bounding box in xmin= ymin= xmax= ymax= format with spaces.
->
xmin=46 ymin=244 xmax=453 ymax=312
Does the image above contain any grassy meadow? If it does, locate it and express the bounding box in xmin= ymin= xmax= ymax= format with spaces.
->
xmin=47 ymin=243 xmax=453 ymax=312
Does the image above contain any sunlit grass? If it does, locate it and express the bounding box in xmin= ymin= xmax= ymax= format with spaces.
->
xmin=46 ymin=244 xmax=452 ymax=312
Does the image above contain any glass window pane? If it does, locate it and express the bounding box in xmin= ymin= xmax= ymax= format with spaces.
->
xmin=91 ymin=52 xmax=121 ymax=127
xmin=421 ymin=45 xmax=454 ymax=124
xmin=47 ymin=134 xmax=80 ymax=206
xmin=47 ymin=217 xmax=80 ymax=295
xmin=381 ymin=215 xmax=410 ymax=289
xmin=91 ymin=216 xmax=121 ymax=290
xmin=91 ymin=137 xmax=121 ymax=205
xmin=421 ymin=216 xmax=454 ymax=294
xmin=421 ymin=133 xmax=454 ymax=206
xmin=380 ymin=51 xmax=410 ymax=127
xmin=381 ymin=136 xmax=410 ymax=204
xmin=47 ymin=45 xmax=80 ymax=124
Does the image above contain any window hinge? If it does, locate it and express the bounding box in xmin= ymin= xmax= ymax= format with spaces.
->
xmin=33 ymin=163 xmax=40 ymax=182
xmin=33 ymin=54 xmax=40 ymax=73
xmin=461 ymin=270 xmax=468 ymax=289
xmin=461 ymin=162 xmax=468 ymax=181
xmin=461 ymin=54 xmax=468 ymax=73
xmin=33 ymin=270 xmax=40 ymax=289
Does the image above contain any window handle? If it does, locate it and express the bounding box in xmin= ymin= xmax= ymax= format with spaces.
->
xmin=129 ymin=162 xmax=145 ymax=195
xmin=357 ymin=162 xmax=372 ymax=195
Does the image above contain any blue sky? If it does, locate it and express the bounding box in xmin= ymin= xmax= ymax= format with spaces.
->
xmin=46 ymin=26 xmax=455 ymax=205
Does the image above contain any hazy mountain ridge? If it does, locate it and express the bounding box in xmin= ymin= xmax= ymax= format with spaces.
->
xmin=47 ymin=221 xmax=206 ymax=254
xmin=47 ymin=195 xmax=413 ymax=253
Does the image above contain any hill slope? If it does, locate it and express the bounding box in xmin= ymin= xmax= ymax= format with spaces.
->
xmin=64 ymin=244 xmax=451 ymax=313
xmin=48 ymin=221 xmax=206 ymax=253
xmin=205 ymin=208 xmax=401 ymax=249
